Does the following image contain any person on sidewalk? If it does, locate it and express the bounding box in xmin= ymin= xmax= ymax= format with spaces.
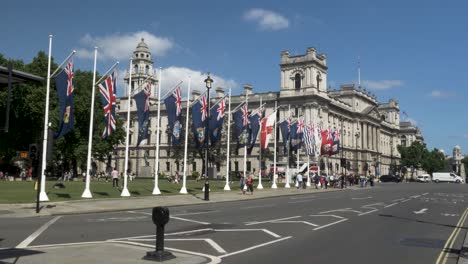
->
xmin=111 ymin=167 xmax=119 ymax=188
xmin=296 ymin=173 xmax=303 ymax=189
xmin=246 ymin=174 xmax=254 ymax=194
xmin=240 ymin=174 xmax=246 ymax=195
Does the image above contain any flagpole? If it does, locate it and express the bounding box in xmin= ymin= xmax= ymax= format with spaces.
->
xmin=121 ymin=59 xmax=132 ymax=197
xmin=272 ymin=101 xmax=278 ymax=189
xmin=285 ymin=104 xmax=291 ymax=188
xmin=243 ymin=92 xmax=248 ymax=190
xmin=153 ymin=67 xmax=162 ymax=195
xmin=306 ymin=153 xmax=311 ymax=187
xmin=39 ymin=35 xmax=54 ymax=202
xmin=295 ymin=146 xmax=300 ymax=188
xmin=180 ymin=77 xmax=191 ymax=194
xmin=82 ymin=47 xmax=98 ymax=198
xmin=257 ymin=97 xmax=264 ymax=189
xmin=224 ymin=88 xmax=232 ymax=191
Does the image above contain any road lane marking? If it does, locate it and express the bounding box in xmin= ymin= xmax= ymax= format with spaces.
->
xmin=219 ymin=236 xmax=292 ymax=259
xmin=384 ymin=203 xmax=398 ymax=208
xmin=273 ymin=220 xmax=319 ymax=227
xmin=16 ymin=216 xmax=61 ymax=249
xmin=245 ymin=216 xmax=301 ymax=225
xmin=358 ymin=209 xmax=378 ymax=216
xmin=131 ymin=211 xmax=211 ymax=225
xmin=320 ymin=208 xmax=363 ymax=214
xmin=363 ymin=202 xmax=384 ymax=207
xmin=167 ymin=228 xmax=214 ymax=236
xmin=392 ymin=198 xmax=405 ymax=202
xmin=413 ymin=208 xmax=428 ymax=214
xmin=216 ymin=229 xmax=281 ymax=238
xmin=351 ymin=196 xmax=372 ymax=200
xmin=313 ymin=218 xmax=348 ymax=230
xmin=167 ymin=238 xmax=227 ymax=254
xmin=173 ymin=210 xmax=220 ymax=217
xmin=401 ymin=199 xmax=411 ymax=203
xmin=435 ymin=208 xmax=468 ymax=264
xmin=422 ymin=192 xmax=429 ymax=196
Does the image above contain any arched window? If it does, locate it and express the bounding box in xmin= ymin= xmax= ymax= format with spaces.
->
xmin=294 ymin=73 xmax=301 ymax=89
xmin=145 ymin=65 xmax=150 ymax=74
xmin=316 ymin=73 xmax=322 ymax=90
xmin=401 ymin=135 xmax=407 ymax=146
xmin=134 ymin=64 xmax=138 ymax=74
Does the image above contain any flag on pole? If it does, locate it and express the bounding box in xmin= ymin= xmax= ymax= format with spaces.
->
xmin=247 ymin=110 xmax=262 ymax=154
xmin=54 ymin=57 xmax=75 ymax=139
xmin=320 ymin=128 xmax=333 ymax=155
xmin=164 ymin=86 xmax=183 ymax=145
xmin=260 ymin=111 xmax=276 ymax=150
xmin=303 ymin=124 xmax=315 ymax=156
xmin=233 ymin=103 xmax=249 ymax=149
xmin=98 ymin=69 xmax=117 ymax=138
xmin=279 ymin=119 xmax=290 ymax=154
xmin=134 ymin=82 xmax=151 ymax=146
xmin=290 ymin=118 xmax=304 ymax=151
xmin=191 ymin=94 xmax=208 ymax=149
xmin=331 ymin=129 xmax=340 ymax=155
xmin=209 ymin=97 xmax=226 ymax=146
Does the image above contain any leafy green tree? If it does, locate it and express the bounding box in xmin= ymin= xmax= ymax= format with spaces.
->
xmin=397 ymin=141 xmax=427 ymax=176
xmin=421 ymin=148 xmax=445 ymax=175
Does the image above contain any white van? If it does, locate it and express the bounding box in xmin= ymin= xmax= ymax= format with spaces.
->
xmin=432 ymin=172 xmax=465 ymax=183
xmin=416 ymin=174 xmax=430 ymax=182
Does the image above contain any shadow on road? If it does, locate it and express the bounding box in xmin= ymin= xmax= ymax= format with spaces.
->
xmin=0 ymin=248 xmax=43 ymax=263
xmin=379 ymin=214 xmax=468 ymax=230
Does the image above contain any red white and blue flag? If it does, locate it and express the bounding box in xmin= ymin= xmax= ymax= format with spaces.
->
xmin=209 ymin=97 xmax=226 ymax=146
xmin=164 ymin=86 xmax=183 ymax=145
xmin=98 ymin=69 xmax=117 ymax=138
xmin=233 ymin=102 xmax=250 ymax=148
xmin=54 ymin=57 xmax=75 ymax=139
xmin=134 ymin=82 xmax=151 ymax=146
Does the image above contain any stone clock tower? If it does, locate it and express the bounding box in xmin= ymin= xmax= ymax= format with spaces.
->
xmin=124 ymin=38 xmax=158 ymax=96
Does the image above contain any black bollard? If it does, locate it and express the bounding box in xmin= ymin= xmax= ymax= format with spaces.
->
xmin=144 ymin=207 xmax=175 ymax=262
xmin=204 ymin=180 xmax=209 ymax=201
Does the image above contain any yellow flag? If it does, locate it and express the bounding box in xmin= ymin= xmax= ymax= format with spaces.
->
xmin=34 ymin=181 xmax=38 ymax=190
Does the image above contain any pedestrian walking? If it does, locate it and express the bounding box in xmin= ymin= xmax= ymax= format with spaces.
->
xmin=175 ymin=170 xmax=180 ymax=184
xmin=240 ymin=174 xmax=246 ymax=195
xmin=246 ymin=174 xmax=254 ymax=194
xmin=296 ymin=173 xmax=303 ymax=189
xmin=111 ymin=167 xmax=119 ymax=187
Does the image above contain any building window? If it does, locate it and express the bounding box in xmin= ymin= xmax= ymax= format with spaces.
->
xmin=145 ymin=65 xmax=150 ymax=74
xmin=176 ymin=161 xmax=180 ymax=171
xmin=316 ymin=73 xmax=322 ymax=90
xmin=134 ymin=64 xmax=138 ymax=74
xmin=234 ymin=161 xmax=239 ymax=172
xmin=166 ymin=162 xmax=170 ymax=171
xmin=294 ymin=73 xmax=301 ymax=89
xmin=247 ymin=161 xmax=251 ymax=172
xmin=401 ymin=135 xmax=407 ymax=146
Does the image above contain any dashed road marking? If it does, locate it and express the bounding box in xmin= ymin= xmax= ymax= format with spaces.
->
xmin=384 ymin=203 xmax=398 ymax=208
xmin=245 ymin=216 xmax=301 ymax=226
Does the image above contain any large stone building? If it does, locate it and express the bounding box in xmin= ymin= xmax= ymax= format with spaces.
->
xmin=108 ymin=40 xmax=424 ymax=178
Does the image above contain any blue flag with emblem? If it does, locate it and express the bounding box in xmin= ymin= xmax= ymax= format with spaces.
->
xmin=247 ymin=111 xmax=262 ymax=154
xmin=209 ymin=97 xmax=226 ymax=146
xmin=134 ymin=83 xmax=151 ymax=146
xmin=191 ymin=94 xmax=208 ymax=149
xmin=164 ymin=87 xmax=183 ymax=145
xmin=279 ymin=120 xmax=290 ymax=154
xmin=233 ymin=103 xmax=250 ymax=149
xmin=54 ymin=58 xmax=75 ymax=139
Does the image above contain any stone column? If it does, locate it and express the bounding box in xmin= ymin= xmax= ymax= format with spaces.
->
xmin=363 ymin=123 xmax=367 ymax=150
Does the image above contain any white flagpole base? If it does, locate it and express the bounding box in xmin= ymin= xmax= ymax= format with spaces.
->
xmin=179 ymin=186 xmax=188 ymax=194
xmin=39 ymin=191 xmax=49 ymax=202
xmin=295 ymin=181 xmax=299 ymax=188
xmin=306 ymin=181 xmax=311 ymax=187
xmin=257 ymin=183 xmax=264 ymax=189
xmin=285 ymin=183 xmax=291 ymax=188
xmin=81 ymin=188 xmax=92 ymax=198
xmin=223 ymin=184 xmax=231 ymax=191
xmin=121 ymin=188 xmax=131 ymax=197
xmin=271 ymin=182 xmax=277 ymax=189
xmin=243 ymin=185 xmax=247 ymax=190
xmin=152 ymin=186 xmax=161 ymax=195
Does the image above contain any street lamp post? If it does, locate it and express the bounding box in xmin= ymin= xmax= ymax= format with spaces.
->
xmin=204 ymin=73 xmax=213 ymax=201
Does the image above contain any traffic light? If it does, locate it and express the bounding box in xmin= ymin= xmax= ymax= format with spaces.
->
xmin=29 ymin=144 xmax=38 ymax=161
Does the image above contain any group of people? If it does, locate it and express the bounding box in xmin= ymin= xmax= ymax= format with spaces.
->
xmin=0 ymin=168 xmax=33 ymax=181
xmin=240 ymin=174 xmax=254 ymax=195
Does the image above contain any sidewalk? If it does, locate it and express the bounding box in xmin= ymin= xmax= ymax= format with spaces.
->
xmin=459 ymin=230 xmax=468 ymax=264
xmin=0 ymin=184 xmax=360 ymax=218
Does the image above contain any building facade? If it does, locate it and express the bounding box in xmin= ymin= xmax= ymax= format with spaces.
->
xmin=107 ymin=40 xmax=424 ymax=179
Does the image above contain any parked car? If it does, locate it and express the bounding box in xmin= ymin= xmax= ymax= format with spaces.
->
xmin=416 ymin=174 xmax=431 ymax=182
xmin=432 ymin=172 xmax=465 ymax=183
xmin=379 ymin=174 xmax=401 ymax=182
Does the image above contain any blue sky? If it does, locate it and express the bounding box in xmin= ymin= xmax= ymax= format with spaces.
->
xmin=1 ymin=0 xmax=467 ymax=154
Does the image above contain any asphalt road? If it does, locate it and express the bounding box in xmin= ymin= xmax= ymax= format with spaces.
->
xmin=1 ymin=183 xmax=467 ymax=264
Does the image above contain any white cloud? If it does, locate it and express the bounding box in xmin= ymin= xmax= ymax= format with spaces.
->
xmin=362 ymin=80 xmax=404 ymax=90
xmin=243 ymin=8 xmax=289 ymax=31
xmin=428 ymin=90 xmax=455 ymax=98
xmin=75 ymin=31 xmax=173 ymax=61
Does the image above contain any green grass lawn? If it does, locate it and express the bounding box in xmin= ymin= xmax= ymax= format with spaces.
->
xmin=0 ymin=178 xmax=279 ymax=204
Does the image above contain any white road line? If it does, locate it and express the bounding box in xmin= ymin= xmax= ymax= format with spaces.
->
xmin=173 ymin=211 xmax=220 ymax=217
xmin=319 ymin=208 xmax=352 ymax=214
xmin=313 ymin=219 xmax=348 ymax=230
xmin=310 ymin=214 xmax=346 ymax=219
xmin=219 ymin=236 xmax=292 ymax=258
xmin=274 ymin=220 xmax=319 ymax=227
xmin=422 ymin=192 xmax=429 ymax=196
xmin=166 ymin=238 xmax=227 ymax=254
xmin=167 ymin=228 xmax=214 ymax=236
xmin=171 ymin=216 xmax=211 ymax=225
xmin=411 ymin=195 xmax=421 ymax=198
xmin=215 ymin=229 xmax=281 ymax=238
xmin=392 ymin=198 xmax=405 ymax=202
xmin=241 ymin=204 xmax=276 ymax=210
xmin=384 ymin=203 xmax=398 ymax=208
xmin=245 ymin=216 xmax=301 ymax=225
xmin=358 ymin=209 xmax=378 ymax=216
xmin=401 ymin=199 xmax=411 ymax=203
xmin=28 ymin=241 xmax=105 ymax=249
xmin=363 ymin=202 xmax=384 ymax=207
xmin=351 ymin=196 xmax=372 ymax=200
xmin=16 ymin=216 xmax=61 ymax=249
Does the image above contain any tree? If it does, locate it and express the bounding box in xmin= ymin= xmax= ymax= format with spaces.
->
xmin=397 ymin=141 xmax=427 ymax=176
xmin=421 ymin=148 xmax=445 ymax=175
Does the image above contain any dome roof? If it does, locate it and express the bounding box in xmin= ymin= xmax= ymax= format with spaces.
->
xmin=136 ymin=38 xmax=149 ymax=52
xmin=454 ymin=145 xmax=461 ymax=150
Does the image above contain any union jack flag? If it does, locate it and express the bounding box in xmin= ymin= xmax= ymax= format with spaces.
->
xmin=143 ymin=83 xmax=151 ymax=112
xmin=326 ymin=129 xmax=333 ymax=140
xmin=241 ymin=104 xmax=249 ymax=126
xmin=333 ymin=129 xmax=340 ymax=141
xmin=287 ymin=116 xmax=292 ymax=131
xmin=174 ymin=86 xmax=182 ymax=116
xmin=297 ymin=118 xmax=304 ymax=134
xmin=200 ymin=94 xmax=208 ymax=121
xmin=64 ymin=59 xmax=74 ymax=96
xmin=216 ymin=98 xmax=226 ymax=121
xmin=98 ymin=69 xmax=117 ymax=138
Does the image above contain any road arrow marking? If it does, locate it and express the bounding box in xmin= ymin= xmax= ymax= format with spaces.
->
xmin=414 ymin=208 xmax=428 ymax=214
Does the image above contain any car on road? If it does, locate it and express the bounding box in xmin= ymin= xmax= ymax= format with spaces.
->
xmin=432 ymin=172 xmax=465 ymax=183
xmin=416 ymin=174 xmax=431 ymax=182
xmin=379 ymin=174 xmax=401 ymax=183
